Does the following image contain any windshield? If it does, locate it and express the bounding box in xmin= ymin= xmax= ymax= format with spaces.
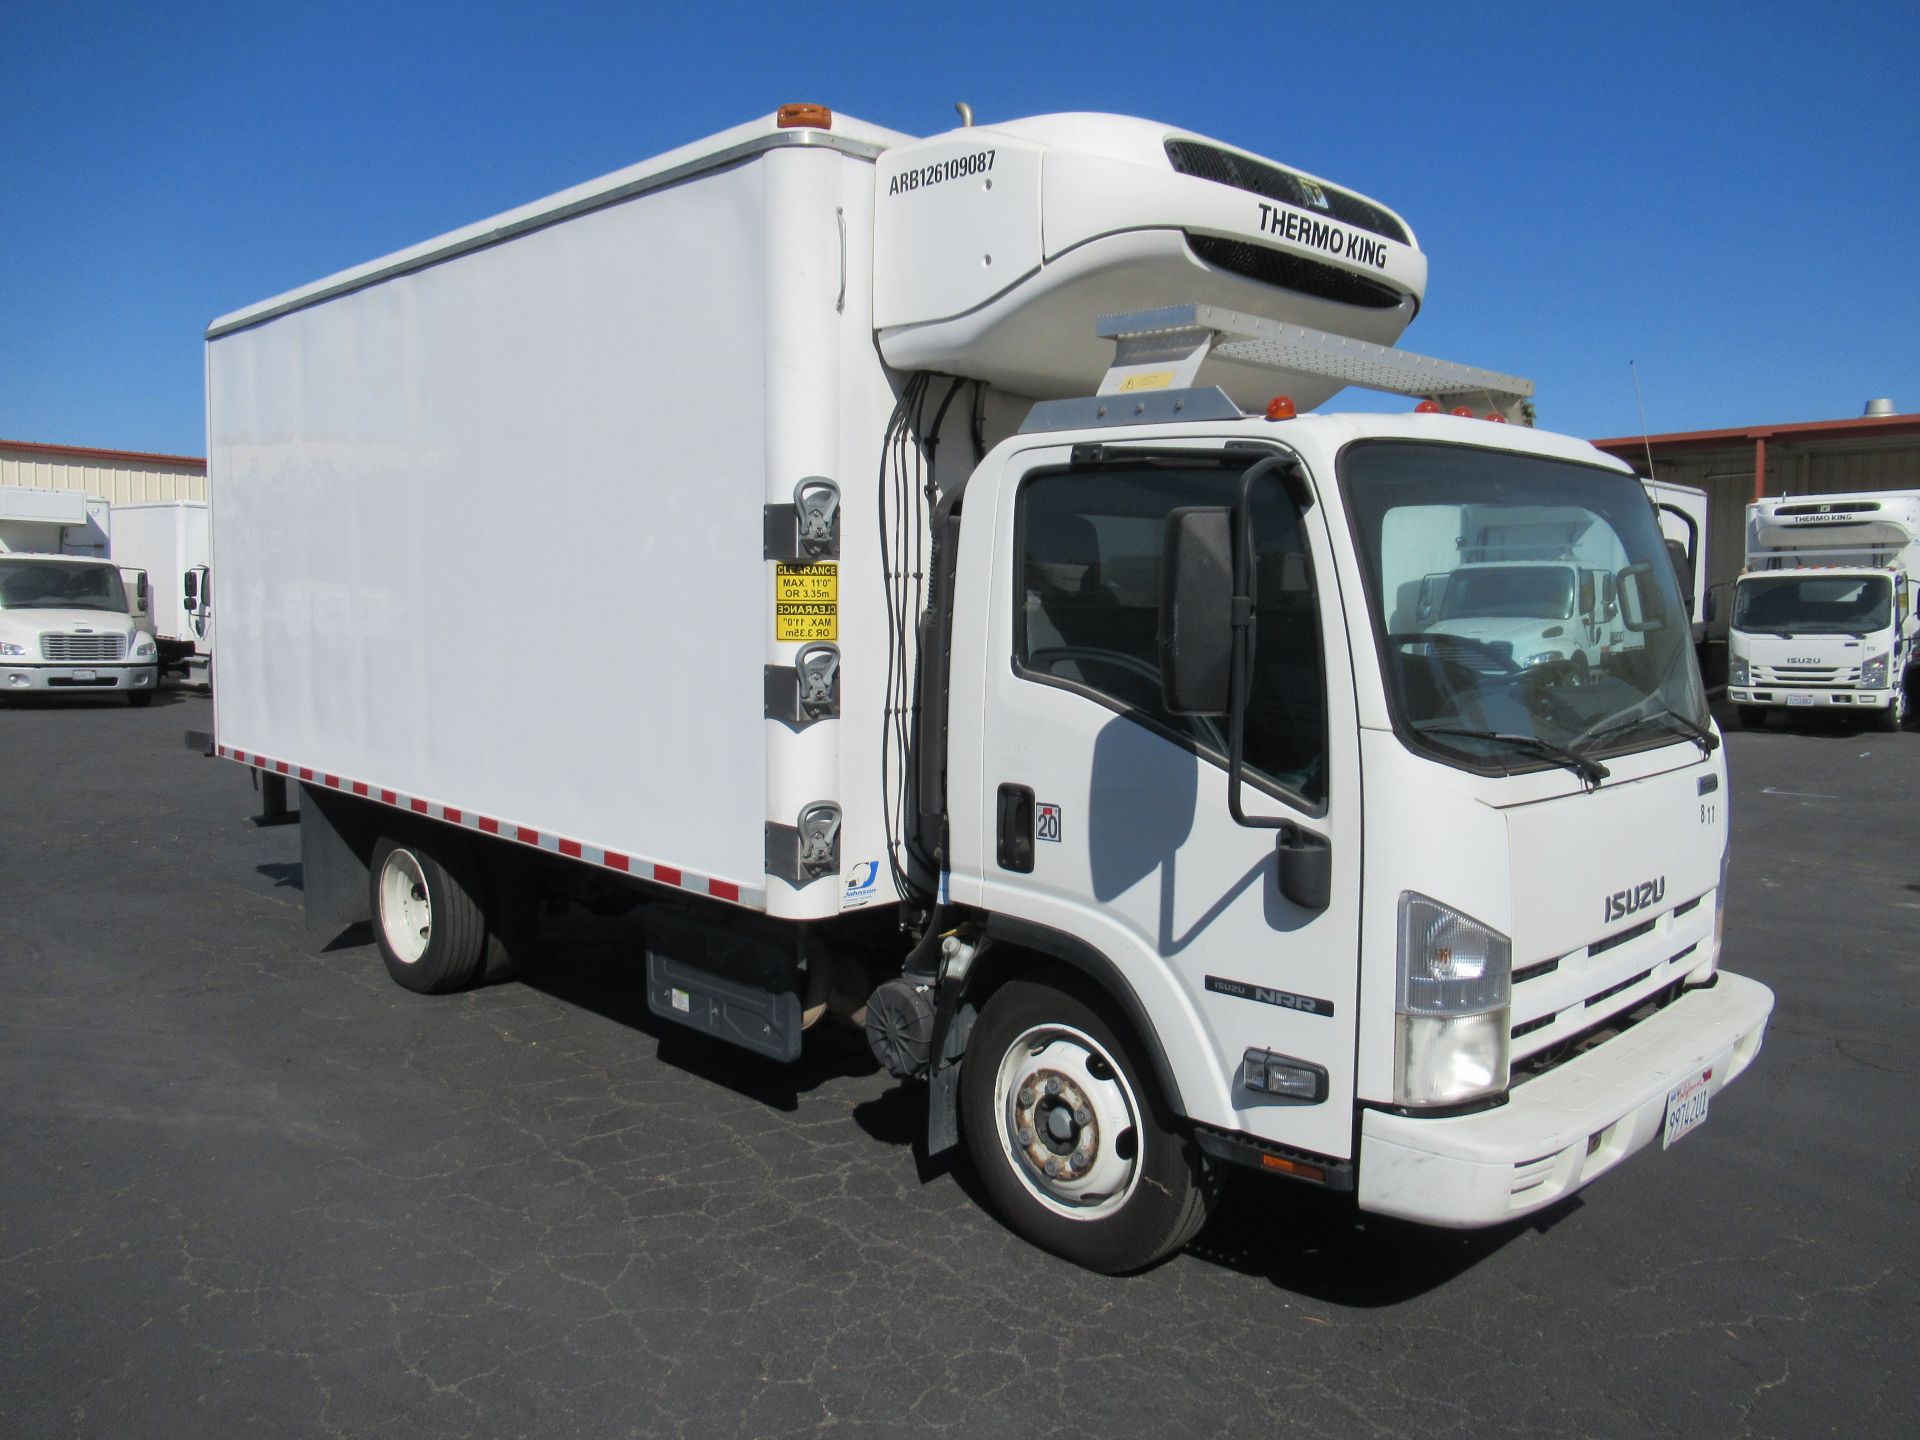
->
xmin=0 ymin=559 xmax=129 ymax=613
xmin=1342 ymin=441 xmax=1707 ymax=777
xmin=1733 ymin=573 xmax=1891 ymax=635
xmin=1440 ymin=566 xmax=1574 ymax=621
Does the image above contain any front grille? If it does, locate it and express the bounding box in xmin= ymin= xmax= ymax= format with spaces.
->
xmin=1165 ymin=140 xmax=1411 ymax=245
xmin=1185 ymin=234 xmax=1407 ymax=310
xmin=42 ymin=633 xmax=126 ymax=663
xmin=1751 ymin=662 xmax=1856 ymax=687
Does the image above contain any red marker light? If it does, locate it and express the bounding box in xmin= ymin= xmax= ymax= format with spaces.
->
xmin=1415 ymin=400 xmax=1443 ymax=414
xmin=1484 ymin=412 xmax=1508 ymax=423
xmin=1450 ymin=406 xmax=1475 ymax=417
xmin=1266 ymin=396 xmax=1297 ymax=421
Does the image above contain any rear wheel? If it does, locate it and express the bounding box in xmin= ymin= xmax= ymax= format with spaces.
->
xmin=1736 ymin=705 xmax=1767 ymax=730
xmin=369 ymin=832 xmax=488 ymax=993
xmin=961 ymin=973 xmax=1215 ymax=1274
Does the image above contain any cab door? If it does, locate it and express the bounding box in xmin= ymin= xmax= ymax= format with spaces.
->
xmin=945 ymin=441 xmax=1366 ymax=1159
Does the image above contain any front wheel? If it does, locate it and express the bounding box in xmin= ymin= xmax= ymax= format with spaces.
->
xmin=1875 ymin=686 xmax=1906 ymax=732
xmin=961 ymin=974 xmax=1215 ymax=1274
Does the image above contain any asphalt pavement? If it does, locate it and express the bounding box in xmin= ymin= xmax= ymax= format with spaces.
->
xmin=1 ymin=683 xmax=1914 ymax=1438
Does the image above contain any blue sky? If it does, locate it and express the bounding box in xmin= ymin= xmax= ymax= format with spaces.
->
xmin=2 ymin=0 xmax=1914 ymax=456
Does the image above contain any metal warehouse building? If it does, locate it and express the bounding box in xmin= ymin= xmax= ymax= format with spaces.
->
xmin=0 ymin=438 xmax=207 ymax=555
xmin=1592 ymin=405 xmax=1920 ymax=638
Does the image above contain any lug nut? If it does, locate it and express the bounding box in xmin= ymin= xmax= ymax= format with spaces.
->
xmin=1045 ymin=1077 xmax=1062 ymax=1096
xmin=1017 ymin=1087 xmax=1034 ymax=1108
xmin=1073 ymin=1107 xmax=1091 ymax=1126
xmin=1044 ymin=1158 xmax=1062 ymax=1177
xmin=1017 ymin=1128 xmax=1035 ymax=1146
xmin=1071 ymin=1149 xmax=1090 ymax=1168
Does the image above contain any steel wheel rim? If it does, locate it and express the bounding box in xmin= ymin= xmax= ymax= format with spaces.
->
xmin=378 ymin=848 xmax=432 ymax=964
xmin=993 ymin=1022 xmax=1142 ymax=1221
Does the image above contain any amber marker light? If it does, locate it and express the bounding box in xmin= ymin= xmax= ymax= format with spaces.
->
xmin=777 ymin=104 xmax=833 ymax=129
xmin=1260 ymin=1154 xmax=1326 ymax=1182
xmin=1265 ymin=395 xmax=1297 ymax=420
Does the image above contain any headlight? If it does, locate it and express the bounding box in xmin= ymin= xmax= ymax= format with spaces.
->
xmin=1394 ymin=893 xmax=1512 ymax=1107
xmin=1525 ymin=650 xmax=1564 ymax=668
xmin=0 ymin=641 xmax=25 ymax=657
xmin=1729 ymin=655 xmax=1749 ymax=687
xmin=1862 ymin=653 xmax=1889 ymax=688
xmin=134 ymin=638 xmax=157 ymax=659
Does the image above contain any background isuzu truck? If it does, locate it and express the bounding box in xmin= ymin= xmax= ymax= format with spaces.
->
xmin=1729 ymin=490 xmax=1920 ymax=730
xmin=205 ymin=106 xmax=1772 ymax=1272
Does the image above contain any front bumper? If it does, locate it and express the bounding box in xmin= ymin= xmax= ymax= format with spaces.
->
xmin=2 ymin=663 xmax=157 ymax=693
xmin=1357 ymin=972 xmax=1773 ymax=1227
xmin=1730 ymin=686 xmax=1889 ymax=711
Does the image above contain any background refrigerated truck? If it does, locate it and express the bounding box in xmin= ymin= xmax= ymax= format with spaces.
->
xmin=109 ymin=500 xmax=211 ymax=673
xmin=1728 ymin=490 xmax=1920 ymax=730
xmin=206 ymin=106 xmax=1771 ymax=1273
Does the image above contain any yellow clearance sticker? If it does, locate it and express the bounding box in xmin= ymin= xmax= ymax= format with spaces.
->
xmin=1118 ymin=370 xmax=1176 ymax=392
xmin=776 ymin=563 xmax=838 ymax=641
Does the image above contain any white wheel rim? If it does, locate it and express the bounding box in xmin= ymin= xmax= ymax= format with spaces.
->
xmin=992 ymin=1022 xmax=1143 ymax=1221
xmin=378 ymin=848 xmax=432 ymax=964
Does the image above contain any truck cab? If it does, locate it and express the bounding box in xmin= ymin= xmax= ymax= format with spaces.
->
xmin=935 ymin=397 xmax=1765 ymax=1247
xmin=1414 ymin=559 xmax=1624 ymax=685
xmin=0 ymin=554 xmax=160 ymax=704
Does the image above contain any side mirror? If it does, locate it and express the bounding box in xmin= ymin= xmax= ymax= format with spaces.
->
xmin=183 ymin=571 xmax=199 ymax=607
xmin=1616 ymin=562 xmax=1666 ymax=632
xmin=1158 ymin=506 xmax=1233 ymax=715
xmin=1704 ymin=589 xmax=1718 ymax=623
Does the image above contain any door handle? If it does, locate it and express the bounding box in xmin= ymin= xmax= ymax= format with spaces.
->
xmin=997 ymin=783 xmax=1035 ymax=873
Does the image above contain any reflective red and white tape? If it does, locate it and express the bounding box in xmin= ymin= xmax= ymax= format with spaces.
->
xmin=215 ymin=744 xmax=762 ymax=909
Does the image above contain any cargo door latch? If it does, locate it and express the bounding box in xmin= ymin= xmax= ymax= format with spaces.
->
xmin=766 ymin=801 xmax=842 ymax=888
xmin=763 ymin=477 xmax=840 ymax=561
xmin=764 ymin=643 xmax=840 ymax=729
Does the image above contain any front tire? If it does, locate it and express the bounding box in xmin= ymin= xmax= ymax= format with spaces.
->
xmin=1876 ymin=686 xmax=1906 ymax=732
xmin=369 ymin=832 xmax=488 ymax=994
xmin=127 ymin=690 xmax=155 ymax=708
xmin=961 ymin=973 xmax=1215 ymax=1274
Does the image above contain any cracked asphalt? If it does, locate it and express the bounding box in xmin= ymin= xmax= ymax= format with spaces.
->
xmin=2 ymin=683 xmax=1915 ymax=1438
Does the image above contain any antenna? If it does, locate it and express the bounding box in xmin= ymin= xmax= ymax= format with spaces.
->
xmin=1630 ymin=360 xmax=1657 ymax=482
xmin=954 ymin=101 xmax=974 ymax=127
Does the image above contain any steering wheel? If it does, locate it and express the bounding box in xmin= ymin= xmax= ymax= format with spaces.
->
xmin=1028 ymin=646 xmax=1228 ymax=753
xmin=1388 ymin=631 xmax=1523 ymax=675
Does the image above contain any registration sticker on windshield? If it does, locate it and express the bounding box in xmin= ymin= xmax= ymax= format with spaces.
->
xmin=776 ymin=563 xmax=837 ymax=642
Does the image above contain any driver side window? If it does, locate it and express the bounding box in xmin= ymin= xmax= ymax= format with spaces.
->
xmin=1014 ymin=465 xmax=1328 ymax=807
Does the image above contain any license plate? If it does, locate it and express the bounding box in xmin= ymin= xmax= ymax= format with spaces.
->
xmin=1662 ymin=1067 xmax=1713 ymax=1148
xmin=1786 ymin=693 xmax=1816 ymax=707
xmin=73 ymin=669 xmax=97 ymax=681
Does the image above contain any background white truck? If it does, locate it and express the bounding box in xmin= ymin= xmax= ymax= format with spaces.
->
xmin=206 ymin=106 xmax=1770 ymax=1272
xmin=107 ymin=500 xmax=211 ymax=674
xmin=1728 ymin=490 xmax=1919 ymax=730
xmin=0 ymin=553 xmax=159 ymax=703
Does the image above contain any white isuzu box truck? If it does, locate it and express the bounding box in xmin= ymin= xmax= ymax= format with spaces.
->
xmin=1729 ymin=490 xmax=1920 ymax=730
xmin=205 ymin=106 xmax=1772 ymax=1272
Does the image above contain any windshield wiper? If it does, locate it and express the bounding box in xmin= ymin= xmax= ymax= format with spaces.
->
xmin=1578 ymin=702 xmax=1719 ymax=757
xmin=1419 ymin=726 xmax=1610 ymax=789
